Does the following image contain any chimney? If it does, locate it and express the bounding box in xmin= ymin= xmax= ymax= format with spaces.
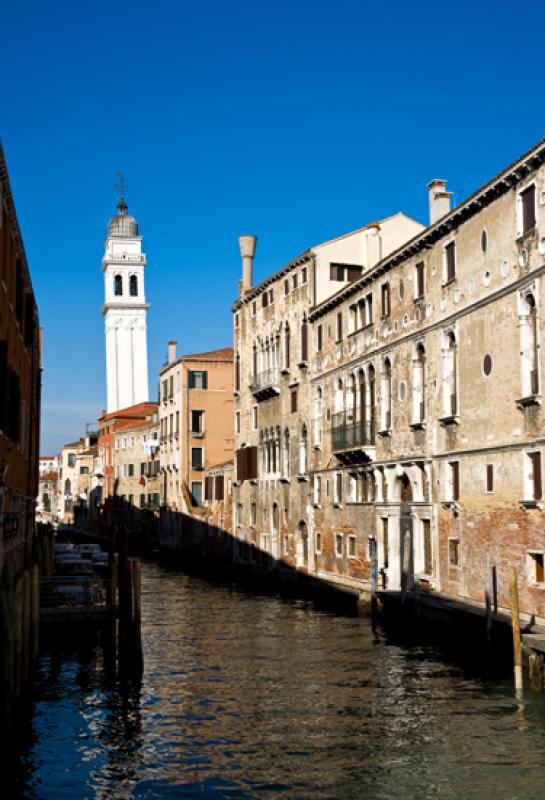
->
xmin=239 ymin=235 xmax=257 ymax=294
xmin=427 ymin=179 xmax=452 ymax=225
xmin=168 ymin=339 xmax=177 ymax=363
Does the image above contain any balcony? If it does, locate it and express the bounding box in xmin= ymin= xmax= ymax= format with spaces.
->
xmin=331 ymin=411 xmax=375 ymax=464
xmin=249 ymin=368 xmax=281 ymax=401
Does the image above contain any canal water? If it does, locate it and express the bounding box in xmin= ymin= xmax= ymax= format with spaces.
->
xmin=7 ymin=560 xmax=545 ymax=799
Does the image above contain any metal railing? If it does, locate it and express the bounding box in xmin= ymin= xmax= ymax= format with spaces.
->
xmin=331 ymin=411 xmax=375 ymax=451
xmin=249 ymin=368 xmax=280 ymax=394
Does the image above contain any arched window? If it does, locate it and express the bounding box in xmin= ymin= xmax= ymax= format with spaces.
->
xmin=299 ymin=423 xmax=308 ymax=475
xmin=114 ymin=274 xmax=123 ymax=296
xmin=335 ymin=378 xmax=344 ymax=413
xmin=443 ymin=331 xmax=458 ymax=416
xmin=283 ymin=429 xmax=291 ymax=479
xmin=314 ymin=386 xmax=323 ymax=446
xmin=368 ymin=365 xmax=376 ymax=437
xmin=412 ymin=343 xmax=426 ymax=424
xmin=284 ymin=323 xmax=290 ymax=370
xmin=520 ymin=293 xmax=539 ymax=397
xmin=129 ymin=275 xmax=138 ymax=296
xmin=381 ymin=358 xmax=392 ymax=430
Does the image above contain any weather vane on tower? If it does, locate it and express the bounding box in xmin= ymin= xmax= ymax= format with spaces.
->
xmin=115 ymin=172 xmax=128 ymax=213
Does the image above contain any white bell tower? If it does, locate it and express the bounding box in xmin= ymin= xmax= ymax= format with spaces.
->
xmin=101 ymin=197 xmax=149 ymax=412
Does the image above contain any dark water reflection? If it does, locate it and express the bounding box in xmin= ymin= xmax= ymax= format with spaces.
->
xmin=9 ymin=561 xmax=545 ymax=799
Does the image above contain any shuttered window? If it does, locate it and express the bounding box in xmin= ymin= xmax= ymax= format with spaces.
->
xmin=381 ymin=283 xmax=390 ymax=317
xmin=284 ymin=279 xmax=289 ymax=295
xmin=235 ymin=355 xmax=240 ymax=392
xmin=529 ymin=452 xmax=542 ymax=500
xmin=337 ymin=312 xmax=343 ymax=341
xmin=521 ymin=184 xmax=536 ymax=234
xmin=215 ymin=475 xmax=224 ymax=500
xmin=188 ymin=370 xmax=208 ymax=389
xmin=445 ymin=242 xmax=456 ymax=282
xmin=486 ymin=464 xmax=494 ymax=493
xmin=291 ymin=390 xmax=297 ymax=413
xmin=301 ymin=320 xmax=308 ymax=362
xmin=415 ymin=262 xmax=425 ymax=298
xmin=317 ymin=324 xmax=323 ymax=352
xmin=236 ymin=446 xmax=258 ymax=482
xmin=450 ymin=461 xmax=460 ymax=501
xmin=262 ymin=292 xmax=268 ymax=308
xmin=285 ymin=330 xmax=290 ymax=369
xmin=205 ymin=476 xmax=214 ymax=501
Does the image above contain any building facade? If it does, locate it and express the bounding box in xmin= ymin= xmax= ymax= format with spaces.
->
xmin=102 ymin=197 xmax=149 ymax=413
xmin=112 ymin=412 xmax=161 ymax=509
xmin=0 ymin=142 xmax=42 ymax=725
xmin=159 ymin=342 xmax=234 ymax=510
xmin=97 ymin=402 xmax=158 ymax=498
xmin=232 ymin=136 xmax=545 ymax=621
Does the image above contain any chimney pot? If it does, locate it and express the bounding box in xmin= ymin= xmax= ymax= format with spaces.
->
xmin=239 ymin=235 xmax=257 ymax=293
xmin=168 ymin=339 xmax=177 ymax=363
xmin=427 ymin=179 xmax=452 ymax=225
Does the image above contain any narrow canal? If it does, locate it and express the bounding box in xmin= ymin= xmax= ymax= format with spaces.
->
xmin=8 ymin=560 xmax=545 ymax=799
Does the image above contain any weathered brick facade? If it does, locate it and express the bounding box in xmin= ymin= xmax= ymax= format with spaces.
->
xmin=232 ymin=137 xmax=545 ymax=620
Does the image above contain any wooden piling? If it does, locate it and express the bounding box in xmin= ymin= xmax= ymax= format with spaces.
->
xmin=509 ymin=566 xmax=523 ymax=690
xmin=485 ymin=553 xmax=492 ymax=644
xmin=131 ymin=560 xmax=143 ymax=673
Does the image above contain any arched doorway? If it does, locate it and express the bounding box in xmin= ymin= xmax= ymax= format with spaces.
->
xmin=297 ymin=520 xmax=308 ymax=568
xmin=397 ymin=473 xmax=414 ymax=592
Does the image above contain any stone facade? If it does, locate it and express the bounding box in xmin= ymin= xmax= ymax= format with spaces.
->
xmin=113 ymin=413 xmax=161 ymax=509
xmin=232 ymin=136 xmax=545 ymax=620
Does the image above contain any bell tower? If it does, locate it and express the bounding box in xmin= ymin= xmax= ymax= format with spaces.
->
xmin=101 ymin=196 xmax=149 ymax=412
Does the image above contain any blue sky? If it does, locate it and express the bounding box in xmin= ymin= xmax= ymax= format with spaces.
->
xmin=2 ymin=0 xmax=544 ymax=454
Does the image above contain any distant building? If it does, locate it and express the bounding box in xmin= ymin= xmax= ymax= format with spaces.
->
xmin=112 ymin=412 xmax=161 ymax=510
xmin=37 ymin=469 xmax=59 ymax=521
xmin=101 ymin=197 xmax=149 ymax=413
xmin=158 ymin=342 xmax=234 ymax=511
xmin=57 ymin=434 xmax=97 ymax=522
xmin=39 ymin=455 xmax=57 ymax=476
xmin=97 ymin=402 xmax=159 ymax=499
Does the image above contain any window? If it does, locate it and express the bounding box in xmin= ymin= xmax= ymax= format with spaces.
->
xmin=315 ymin=532 xmax=322 ymax=553
xmin=415 ymin=262 xmax=425 ymax=298
xmin=284 ymin=279 xmax=289 ymax=295
xmin=128 ymin=494 xmax=134 ymax=505
xmin=301 ymin=267 xmax=307 ymax=283
xmin=300 ymin=318 xmax=308 ymax=362
xmin=336 ymin=312 xmax=343 ymax=341
xmin=191 ymin=447 xmax=204 ymax=470
xmin=330 ymin=264 xmax=362 ymax=282
xmin=519 ymin=293 xmax=539 ymax=397
xmin=313 ymin=474 xmax=322 ymax=505
xmin=252 ymin=300 xmax=257 ymax=315
xmin=129 ymin=275 xmax=138 ymax=296
xmin=299 ymin=423 xmax=308 ymax=475
xmin=284 ymin=325 xmax=290 ymax=370
xmin=80 ymin=466 xmax=89 ymax=475
xmin=235 ymin=352 xmax=240 ymax=392
xmin=423 ymin=520 xmax=432 ymax=574
xmin=317 ymin=324 xmax=323 ymax=352
xmin=348 ymin=535 xmax=356 ymax=558
xmin=381 ymin=283 xmax=391 ymax=317
xmin=68 ymin=453 xmax=76 ymax=467
xmin=448 ymin=538 xmax=460 ymax=566
xmin=381 ymin=358 xmax=392 ymax=431
xmin=334 ymin=472 xmax=343 ymax=505
xmin=252 ymin=405 xmax=258 ymax=430
xmin=236 ymin=411 xmax=241 ymax=434
xmin=412 ymin=343 xmax=426 ymax=425
xmin=114 ymin=274 xmax=123 ymax=296
xmin=528 ymin=552 xmax=545 ymax=585
xmin=128 ymin=463 xmax=134 ymax=477
xmin=442 ymin=331 xmax=458 ymax=417
xmin=268 ymin=289 xmax=273 ymax=305
xmin=335 ymin=533 xmax=344 ymax=557
xmin=262 ymin=291 xmax=268 ymax=308
xmin=250 ymin=502 xmax=256 ymax=527
xmin=486 ymin=464 xmax=494 ymax=493
xmin=291 ymin=390 xmax=297 ymax=413
xmin=526 ymin=451 xmax=542 ymax=502
xmin=191 ymin=482 xmax=203 ymax=506
xmin=140 ymin=493 xmax=146 ymax=508
xmin=520 ymin=184 xmax=536 ymax=235
xmin=292 ymin=273 xmax=298 ymax=290
xmin=140 ymin=462 xmax=146 ymax=476
xmin=448 ymin=461 xmax=460 ymax=502
xmin=445 ymin=241 xmax=456 ymax=283
xmin=176 ymin=411 xmax=180 ymax=434
xmin=188 ymin=370 xmax=208 ymax=389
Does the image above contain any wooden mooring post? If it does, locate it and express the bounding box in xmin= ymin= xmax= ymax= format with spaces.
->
xmin=509 ymin=566 xmax=523 ymax=691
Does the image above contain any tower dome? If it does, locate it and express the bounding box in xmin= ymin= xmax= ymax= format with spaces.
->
xmin=107 ymin=197 xmax=138 ymax=237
